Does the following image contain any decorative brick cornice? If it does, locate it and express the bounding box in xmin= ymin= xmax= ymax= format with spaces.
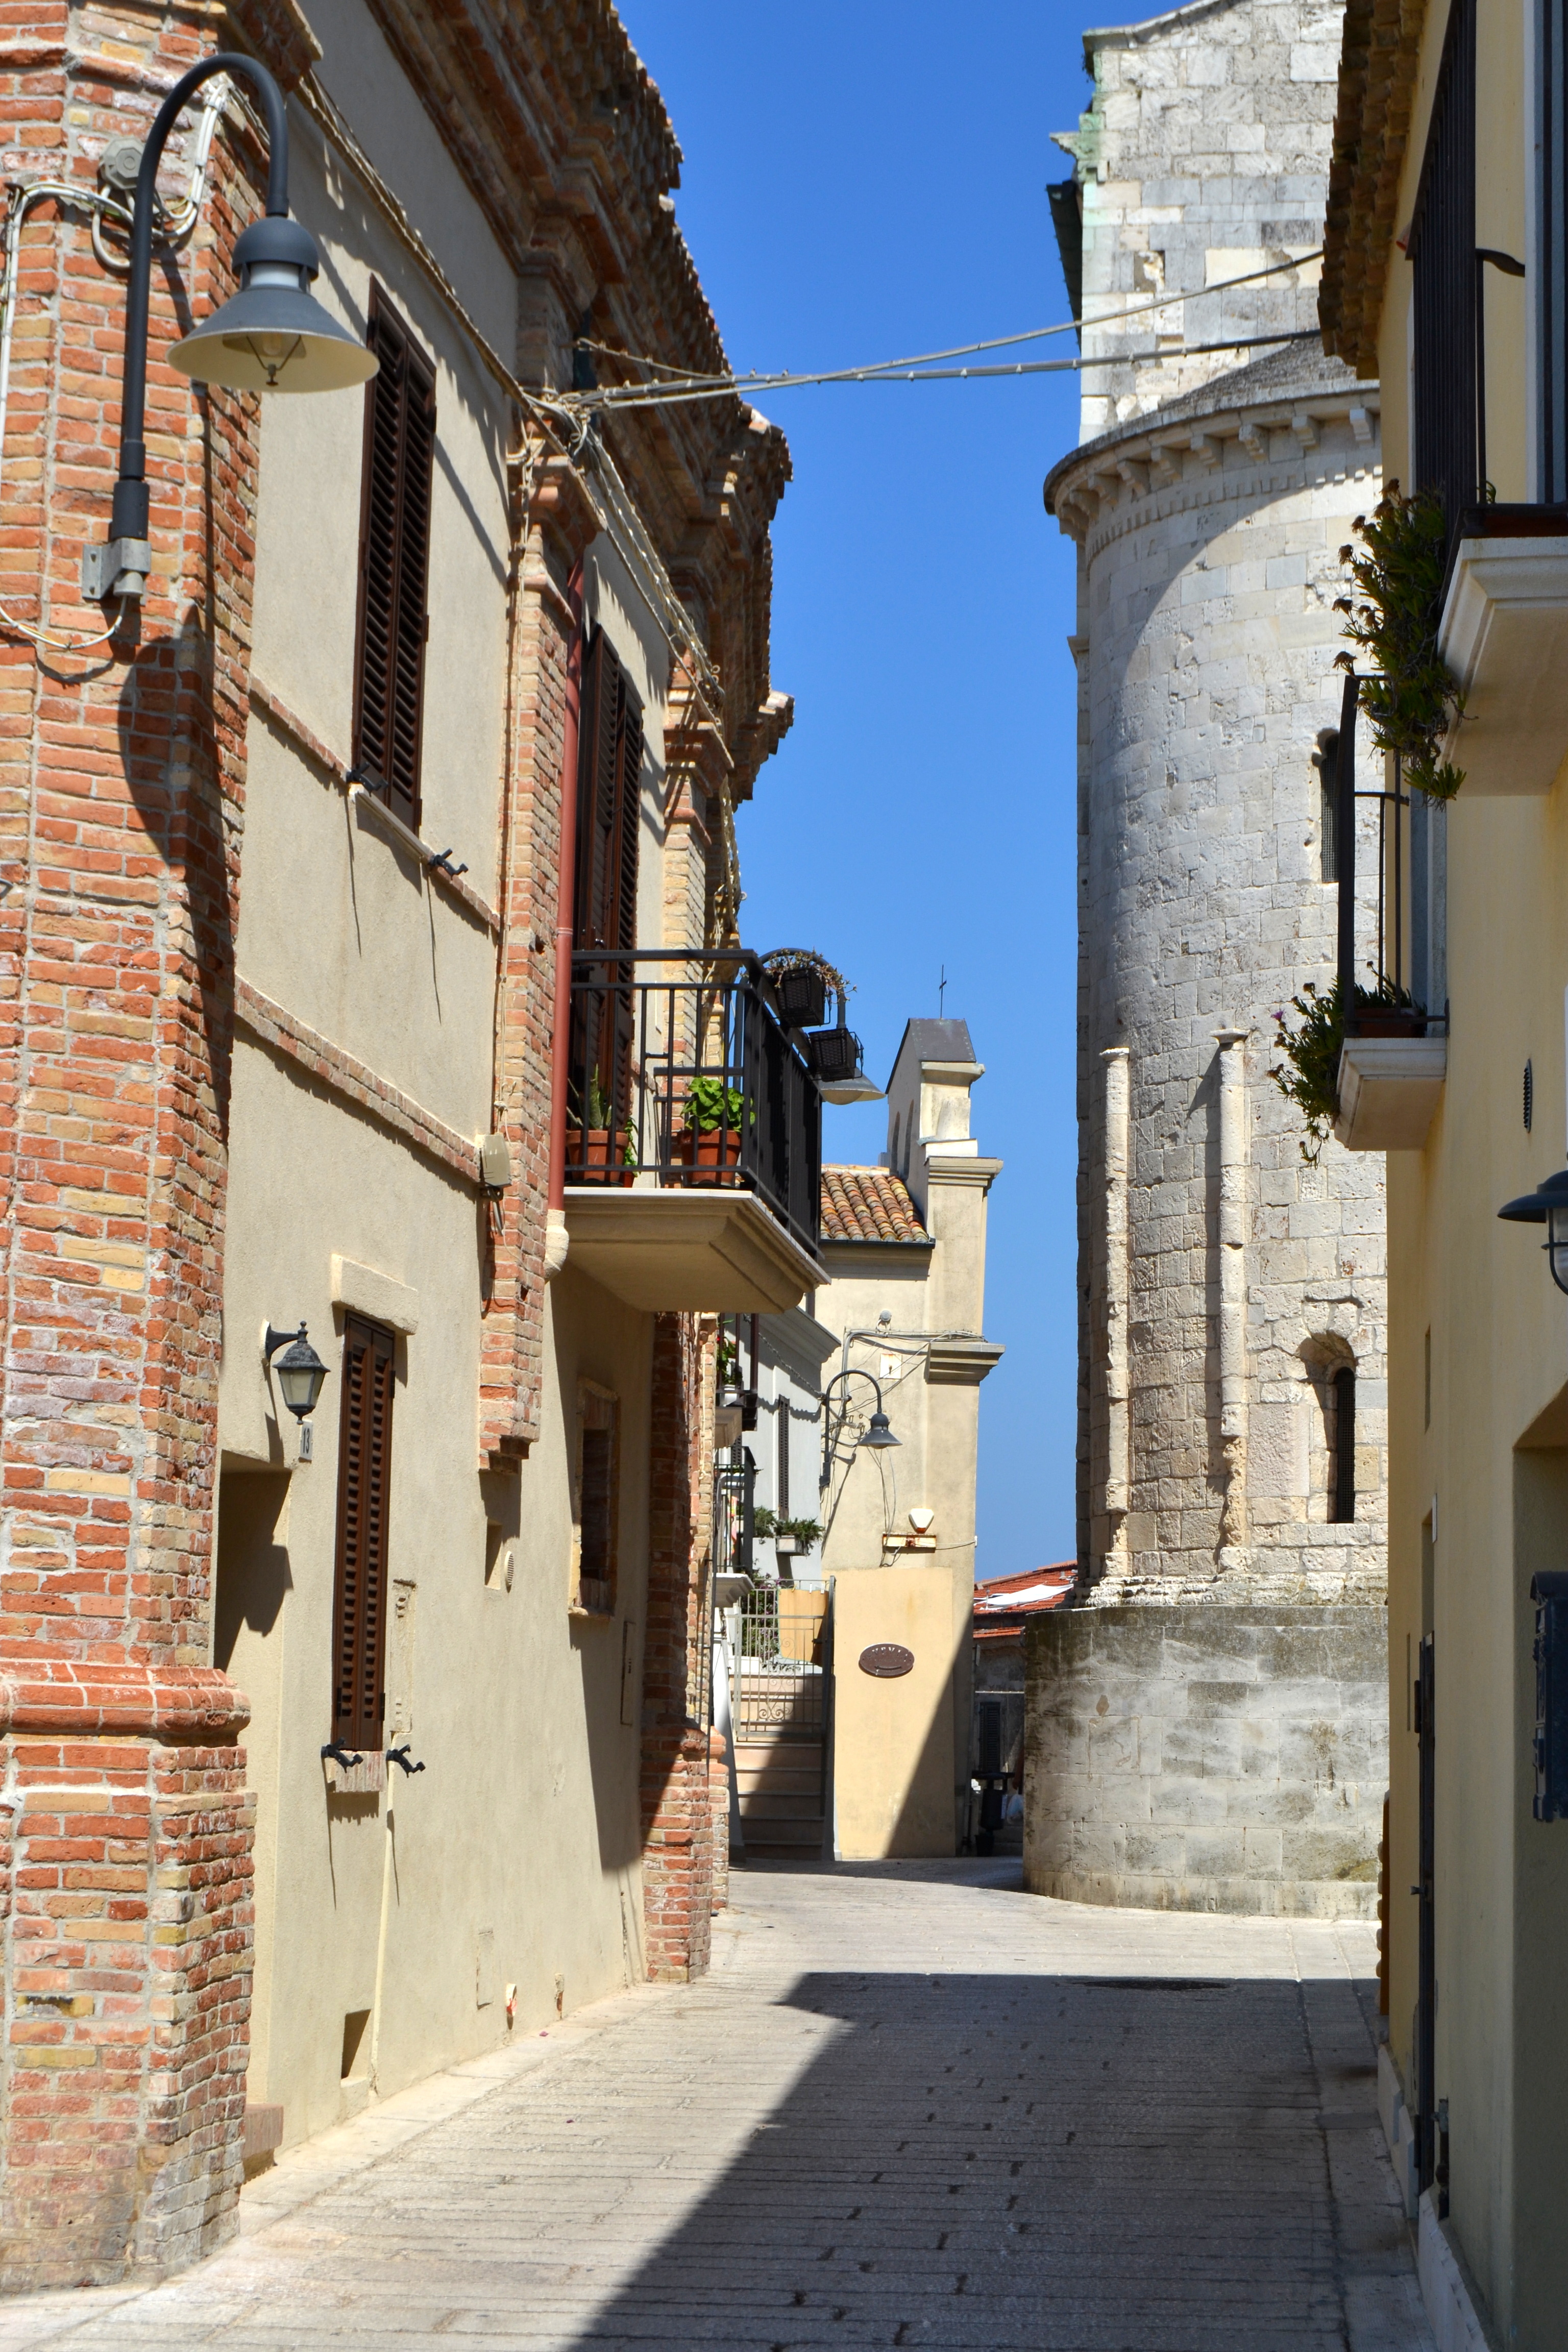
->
xmin=0 ymin=1658 xmax=250 ymax=1742
xmin=1320 ymin=0 xmax=1429 ymax=379
xmin=234 ymin=977 xmax=482 ymax=1186
xmin=220 ymin=0 xmax=322 ymax=94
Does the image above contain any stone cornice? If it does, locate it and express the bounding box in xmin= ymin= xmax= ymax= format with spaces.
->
xmin=1320 ymin=0 xmax=1429 ymax=379
xmin=1046 ymin=387 xmax=1381 ymax=550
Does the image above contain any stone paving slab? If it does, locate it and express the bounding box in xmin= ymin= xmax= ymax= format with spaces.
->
xmin=0 ymin=1860 xmax=1434 ymax=2351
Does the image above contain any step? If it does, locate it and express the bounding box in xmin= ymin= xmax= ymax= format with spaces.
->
xmin=738 ymin=1794 xmax=825 ymax=1822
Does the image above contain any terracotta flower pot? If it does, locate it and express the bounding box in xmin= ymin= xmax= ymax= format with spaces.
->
xmin=1353 ymin=1008 xmax=1428 ymax=1039
xmin=672 ymin=1127 xmax=743 ymax=1183
xmin=575 ymin=1128 xmax=636 ymax=1186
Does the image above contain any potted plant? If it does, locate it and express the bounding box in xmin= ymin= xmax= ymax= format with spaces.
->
xmin=1334 ymin=483 xmax=1465 ymax=799
xmin=762 ymin=948 xmax=848 ymax=1033
xmin=1272 ymin=973 xmax=1425 ymax=1161
xmin=774 ymin=1516 xmax=821 ymax=1557
xmin=575 ymin=1069 xmax=636 ymax=1187
xmin=672 ymin=1076 xmax=747 ymax=1179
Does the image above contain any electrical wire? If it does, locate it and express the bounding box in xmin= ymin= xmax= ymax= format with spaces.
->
xmin=0 ymin=75 xmax=230 ymax=653
xmin=555 ymin=248 xmax=1324 ymax=415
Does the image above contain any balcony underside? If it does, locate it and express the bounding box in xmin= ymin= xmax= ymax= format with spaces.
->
xmin=563 ymin=1185 xmax=823 ymax=1312
xmin=1438 ymin=533 xmax=1568 ymax=794
xmin=1334 ymin=1037 xmax=1448 ymax=1152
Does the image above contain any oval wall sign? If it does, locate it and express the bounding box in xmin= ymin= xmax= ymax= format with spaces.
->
xmin=859 ymin=1642 xmax=915 ymax=1679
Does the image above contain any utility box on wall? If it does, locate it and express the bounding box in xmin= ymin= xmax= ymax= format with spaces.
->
xmin=1530 ymin=1573 xmax=1568 ymax=1819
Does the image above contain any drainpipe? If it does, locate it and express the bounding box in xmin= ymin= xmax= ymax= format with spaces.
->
xmin=1215 ymin=1026 xmax=1250 ymax=1558
xmin=545 ymin=567 xmax=584 ymax=1280
xmin=1101 ymin=1046 xmax=1131 ymax=1577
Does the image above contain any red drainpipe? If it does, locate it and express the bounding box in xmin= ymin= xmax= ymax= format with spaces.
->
xmin=548 ymin=568 xmax=585 ymax=1213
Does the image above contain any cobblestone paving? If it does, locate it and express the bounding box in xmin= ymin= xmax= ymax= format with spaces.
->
xmin=0 ymin=1860 xmax=1433 ymax=2350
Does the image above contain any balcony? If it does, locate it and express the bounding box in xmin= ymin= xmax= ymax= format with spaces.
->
xmin=1331 ymin=677 xmax=1449 ymax=1154
xmin=1437 ymin=506 xmax=1568 ymax=795
xmin=563 ymin=951 xmax=824 ymax=1312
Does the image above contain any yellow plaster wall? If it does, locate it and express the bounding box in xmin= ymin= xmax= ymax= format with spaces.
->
xmin=830 ymin=1564 xmax=971 ymax=1858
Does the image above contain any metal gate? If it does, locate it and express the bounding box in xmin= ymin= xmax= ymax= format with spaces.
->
xmin=732 ymin=1584 xmax=829 ymax=1737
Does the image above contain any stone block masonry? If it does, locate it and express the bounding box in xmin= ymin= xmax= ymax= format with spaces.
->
xmin=1037 ymin=0 xmax=1389 ymax=1920
xmin=1024 ymin=1605 xmax=1386 ymax=1917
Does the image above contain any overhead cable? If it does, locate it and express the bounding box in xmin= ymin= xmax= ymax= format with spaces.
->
xmin=558 ymin=248 xmax=1325 ymax=414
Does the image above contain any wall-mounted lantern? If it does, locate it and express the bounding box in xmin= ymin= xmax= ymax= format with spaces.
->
xmin=1497 ymin=1168 xmax=1568 ymax=1293
xmin=86 ymin=52 xmax=377 ymax=603
xmin=263 ymin=1322 xmax=329 ymax=1421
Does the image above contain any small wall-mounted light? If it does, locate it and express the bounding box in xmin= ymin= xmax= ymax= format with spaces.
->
xmin=860 ymin=1410 xmax=900 ymax=1450
xmin=264 ymin=1321 xmax=329 ymax=1419
xmin=821 ymin=1366 xmax=901 ymax=1482
xmin=1498 ymin=1168 xmax=1568 ymax=1293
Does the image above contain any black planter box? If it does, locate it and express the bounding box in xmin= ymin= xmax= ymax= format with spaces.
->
xmin=807 ymin=1025 xmax=862 ymax=1082
xmin=774 ymin=968 xmax=827 ymax=1029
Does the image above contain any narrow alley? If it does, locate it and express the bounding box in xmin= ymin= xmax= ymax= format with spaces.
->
xmin=0 ymin=1864 xmax=1432 ymax=2352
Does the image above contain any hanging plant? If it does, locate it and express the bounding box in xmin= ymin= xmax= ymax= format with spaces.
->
xmin=1271 ymin=973 xmax=1421 ymax=1162
xmin=1333 ymin=483 xmax=1465 ymax=800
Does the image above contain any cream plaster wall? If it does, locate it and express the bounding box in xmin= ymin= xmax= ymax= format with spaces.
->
xmin=1369 ymin=3 xmax=1568 ymax=2322
xmin=216 ymin=1048 xmax=652 ymax=2145
xmin=830 ymin=1565 xmax=971 ymax=1858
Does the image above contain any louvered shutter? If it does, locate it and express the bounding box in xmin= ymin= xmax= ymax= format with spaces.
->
xmin=570 ymin=634 xmax=642 ymax=1154
xmin=352 ymin=285 xmax=436 ymax=831
xmin=331 ymin=1315 xmax=396 ymax=1749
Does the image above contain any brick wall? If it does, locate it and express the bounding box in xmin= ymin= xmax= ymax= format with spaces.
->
xmin=638 ymin=1310 xmax=719 ymax=1982
xmin=0 ymin=0 xmax=287 ymax=2285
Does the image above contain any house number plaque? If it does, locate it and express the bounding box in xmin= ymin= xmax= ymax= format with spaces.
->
xmin=859 ymin=1643 xmax=915 ymax=1678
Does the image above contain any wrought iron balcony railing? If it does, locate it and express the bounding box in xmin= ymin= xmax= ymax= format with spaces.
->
xmin=1334 ymin=674 xmax=1449 ymax=1040
xmin=567 ymin=948 xmax=823 ymax=1261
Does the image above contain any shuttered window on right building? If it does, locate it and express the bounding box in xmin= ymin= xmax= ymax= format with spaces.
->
xmin=352 ymin=284 xmax=436 ymax=832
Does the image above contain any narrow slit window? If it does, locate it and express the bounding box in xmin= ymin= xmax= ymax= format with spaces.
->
xmin=1314 ymin=730 xmax=1339 ymax=883
xmin=352 ymin=284 xmax=436 ymax=832
xmin=331 ymin=1315 xmax=396 ymax=1748
xmin=1331 ymin=1364 xmax=1357 ymax=1525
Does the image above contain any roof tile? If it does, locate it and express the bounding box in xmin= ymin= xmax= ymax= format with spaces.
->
xmin=820 ymin=1165 xmax=928 ymax=1245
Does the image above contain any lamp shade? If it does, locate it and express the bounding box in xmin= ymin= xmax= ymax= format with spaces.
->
xmin=266 ymin=1322 xmax=329 ymax=1420
xmin=859 ymin=1410 xmax=900 ymax=1450
xmin=170 ymin=217 xmax=378 ymax=394
xmin=1498 ymin=1166 xmax=1568 ymax=1294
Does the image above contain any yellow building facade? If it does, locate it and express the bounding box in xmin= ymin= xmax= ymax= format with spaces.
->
xmin=1322 ymin=0 xmax=1568 ymax=2337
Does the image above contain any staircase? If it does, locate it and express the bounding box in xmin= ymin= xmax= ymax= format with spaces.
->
xmin=733 ymin=1732 xmax=827 ymax=1861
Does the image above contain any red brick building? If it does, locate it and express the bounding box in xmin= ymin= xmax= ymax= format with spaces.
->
xmin=0 ymin=0 xmax=813 ymax=2287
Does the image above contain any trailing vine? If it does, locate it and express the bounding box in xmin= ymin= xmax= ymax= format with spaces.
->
xmin=1333 ymin=483 xmax=1465 ymax=799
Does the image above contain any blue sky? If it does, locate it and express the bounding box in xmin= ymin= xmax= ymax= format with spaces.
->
xmin=615 ymin=1 xmax=1093 ymax=1571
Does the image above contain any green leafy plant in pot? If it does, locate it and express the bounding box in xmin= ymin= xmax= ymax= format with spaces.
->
xmin=1333 ymin=484 xmax=1466 ymax=800
xmin=674 ymin=1076 xmax=748 ymax=1179
xmin=577 ymin=1069 xmax=636 ymax=1185
xmin=1271 ymin=973 xmax=1423 ymax=1162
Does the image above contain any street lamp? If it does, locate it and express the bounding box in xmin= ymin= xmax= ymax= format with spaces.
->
xmin=1498 ymin=1168 xmax=1568 ymax=1294
xmin=263 ymin=1321 xmax=329 ymax=1422
xmin=87 ymin=53 xmax=378 ymax=602
xmin=820 ymin=1367 xmax=901 ymax=1482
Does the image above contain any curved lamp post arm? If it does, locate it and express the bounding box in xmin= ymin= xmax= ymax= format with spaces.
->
xmin=819 ymin=1366 xmax=889 ymax=1482
xmin=113 ymin=53 xmax=290 ymax=547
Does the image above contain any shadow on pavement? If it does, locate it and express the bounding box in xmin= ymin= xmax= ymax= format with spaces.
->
xmin=568 ymin=1961 xmax=1408 ymax=2351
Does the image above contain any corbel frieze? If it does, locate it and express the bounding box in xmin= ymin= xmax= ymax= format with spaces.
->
xmin=529 ymin=451 xmax=602 ymax=577
xmin=222 ymin=0 xmax=321 ymax=92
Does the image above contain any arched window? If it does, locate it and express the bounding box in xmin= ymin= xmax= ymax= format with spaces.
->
xmin=1301 ymin=1339 xmax=1357 ymax=1525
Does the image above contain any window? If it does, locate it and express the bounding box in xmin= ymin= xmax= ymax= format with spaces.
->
xmin=352 ymin=284 xmax=436 ymax=831
xmin=569 ymin=633 xmax=644 ymax=1161
xmin=1409 ymin=0 xmax=1478 ymax=526
xmin=1313 ymin=730 xmax=1339 ymax=883
xmin=776 ymin=1397 xmax=791 ymax=1522
xmin=574 ymin=1382 xmax=620 ymax=1614
xmin=331 ymin=1315 xmax=396 ymax=1748
xmin=1331 ymin=1364 xmax=1357 ymax=1525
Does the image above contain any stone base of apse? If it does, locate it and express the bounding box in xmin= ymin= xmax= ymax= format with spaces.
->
xmin=1022 ymin=1605 xmax=1386 ymax=1920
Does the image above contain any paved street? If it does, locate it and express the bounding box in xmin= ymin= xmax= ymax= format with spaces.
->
xmin=1 ymin=1861 xmax=1432 ymax=2351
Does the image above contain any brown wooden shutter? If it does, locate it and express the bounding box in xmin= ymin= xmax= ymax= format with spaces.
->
xmin=331 ymin=1315 xmax=396 ymax=1748
xmin=352 ymin=284 xmax=436 ymax=832
xmin=570 ymin=634 xmax=643 ymax=1144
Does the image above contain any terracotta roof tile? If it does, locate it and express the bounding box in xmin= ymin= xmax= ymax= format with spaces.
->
xmin=820 ymin=1165 xmax=929 ymax=1245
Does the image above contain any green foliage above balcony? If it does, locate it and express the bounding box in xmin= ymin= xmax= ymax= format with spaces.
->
xmin=1334 ymin=484 xmax=1465 ymax=800
xmin=682 ymin=1077 xmax=749 ymax=1132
